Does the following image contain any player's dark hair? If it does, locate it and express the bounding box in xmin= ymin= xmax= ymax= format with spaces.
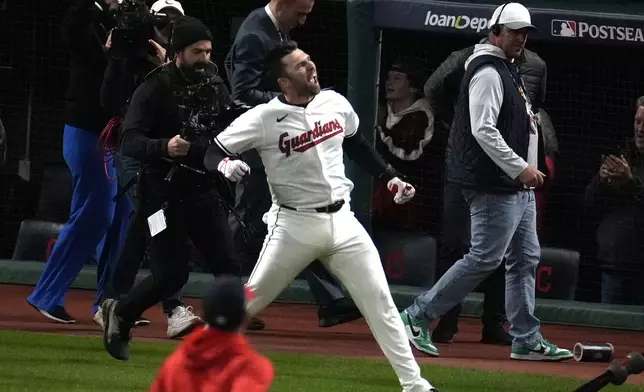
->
xmin=265 ymin=40 xmax=299 ymax=84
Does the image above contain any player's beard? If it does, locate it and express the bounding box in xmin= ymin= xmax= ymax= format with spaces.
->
xmin=296 ymin=82 xmax=320 ymax=98
xmin=307 ymin=82 xmax=321 ymax=95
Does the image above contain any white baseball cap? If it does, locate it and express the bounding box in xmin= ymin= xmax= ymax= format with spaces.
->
xmin=150 ymin=0 xmax=185 ymax=16
xmin=489 ymin=3 xmax=537 ymax=31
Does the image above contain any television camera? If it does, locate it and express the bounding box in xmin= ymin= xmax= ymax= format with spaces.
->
xmin=109 ymin=0 xmax=171 ymax=59
xmin=164 ymin=74 xmax=252 ymax=180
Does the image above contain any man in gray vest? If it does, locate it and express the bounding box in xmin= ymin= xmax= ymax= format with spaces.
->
xmin=422 ymin=15 xmax=547 ymax=347
xmin=400 ymin=3 xmax=573 ymax=362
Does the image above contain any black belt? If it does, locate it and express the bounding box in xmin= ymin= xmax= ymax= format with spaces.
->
xmin=281 ymin=200 xmax=345 ymax=213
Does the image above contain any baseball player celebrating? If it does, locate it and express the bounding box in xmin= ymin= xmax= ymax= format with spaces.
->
xmin=204 ymin=41 xmax=437 ymax=392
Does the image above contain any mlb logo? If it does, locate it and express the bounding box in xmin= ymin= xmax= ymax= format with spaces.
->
xmin=551 ymin=19 xmax=577 ymax=37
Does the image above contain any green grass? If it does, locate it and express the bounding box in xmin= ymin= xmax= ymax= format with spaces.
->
xmin=0 ymin=330 xmax=638 ymax=391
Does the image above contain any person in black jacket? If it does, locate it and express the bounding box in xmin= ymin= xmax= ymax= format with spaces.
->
xmin=100 ymin=16 xmax=245 ymax=361
xmin=584 ymin=97 xmax=644 ymax=306
xmin=96 ymin=0 xmax=207 ymax=339
xmin=27 ymin=0 xmax=123 ymax=324
xmin=224 ymin=0 xmax=361 ymax=329
xmin=425 ymin=38 xmax=547 ymax=124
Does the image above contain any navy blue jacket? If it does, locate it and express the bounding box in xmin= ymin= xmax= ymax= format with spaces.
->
xmin=446 ymin=55 xmax=531 ymax=192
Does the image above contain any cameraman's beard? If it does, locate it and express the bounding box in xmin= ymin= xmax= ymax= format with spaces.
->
xmin=180 ymin=62 xmax=209 ymax=82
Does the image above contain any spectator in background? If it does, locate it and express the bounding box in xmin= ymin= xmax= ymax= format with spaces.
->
xmin=149 ymin=276 xmax=274 ymax=392
xmin=26 ymin=0 xmax=120 ymax=324
xmin=584 ymin=97 xmax=644 ymax=306
xmin=224 ymin=0 xmax=361 ymax=329
xmin=96 ymin=0 xmax=203 ymax=340
xmin=420 ymin=23 xmax=551 ymax=346
xmin=372 ymin=60 xmax=445 ymax=234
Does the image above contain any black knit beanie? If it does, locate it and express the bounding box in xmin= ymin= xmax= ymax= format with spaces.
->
xmin=171 ymin=16 xmax=213 ymax=52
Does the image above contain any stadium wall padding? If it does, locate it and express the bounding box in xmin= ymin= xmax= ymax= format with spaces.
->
xmin=1 ymin=260 xmax=642 ymax=331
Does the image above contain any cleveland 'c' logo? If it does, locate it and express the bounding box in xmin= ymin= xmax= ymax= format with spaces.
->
xmin=279 ymin=119 xmax=344 ymax=157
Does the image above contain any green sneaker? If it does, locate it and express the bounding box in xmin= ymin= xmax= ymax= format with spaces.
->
xmin=400 ymin=309 xmax=439 ymax=357
xmin=510 ymin=338 xmax=574 ymax=361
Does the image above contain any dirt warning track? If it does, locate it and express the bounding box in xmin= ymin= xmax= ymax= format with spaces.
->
xmin=1 ymin=284 xmax=643 ymax=385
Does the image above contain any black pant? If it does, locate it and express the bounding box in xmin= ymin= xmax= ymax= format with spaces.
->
xmin=230 ymin=164 xmax=347 ymax=307
xmin=438 ymin=182 xmax=506 ymax=330
xmin=115 ymin=184 xmax=240 ymax=322
xmin=104 ymin=155 xmax=182 ymax=316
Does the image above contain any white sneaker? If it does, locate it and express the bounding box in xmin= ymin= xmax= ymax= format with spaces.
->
xmin=166 ymin=306 xmax=204 ymax=339
xmin=93 ymin=308 xmax=104 ymax=330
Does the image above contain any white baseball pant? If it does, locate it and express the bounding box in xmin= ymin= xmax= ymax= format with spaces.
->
xmin=245 ymin=203 xmax=434 ymax=392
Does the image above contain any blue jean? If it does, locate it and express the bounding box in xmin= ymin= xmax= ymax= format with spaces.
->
xmin=407 ymin=188 xmax=542 ymax=346
xmin=28 ymin=125 xmax=129 ymax=315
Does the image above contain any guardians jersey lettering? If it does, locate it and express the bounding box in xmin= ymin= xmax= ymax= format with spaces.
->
xmin=214 ymin=90 xmax=359 ymax=209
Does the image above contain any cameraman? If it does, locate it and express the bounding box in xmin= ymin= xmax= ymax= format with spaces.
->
xmin=101 ymin=16 xmax=251 ymax=360
xmin=98 ymin=0 xmax=202 ymax=339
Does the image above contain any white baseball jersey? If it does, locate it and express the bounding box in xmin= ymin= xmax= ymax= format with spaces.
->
xmin=214 ymin=90 xmax=359 ymax=209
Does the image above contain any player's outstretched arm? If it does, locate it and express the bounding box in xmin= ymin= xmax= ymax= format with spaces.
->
xmin=343 ymin=131 xmax=415 ymax=204
xmin=204 ymin=106 xmax=265 ymax=181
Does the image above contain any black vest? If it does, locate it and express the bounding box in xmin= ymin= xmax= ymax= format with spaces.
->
xmin=446 ymin=55 xmax=531 ymax=192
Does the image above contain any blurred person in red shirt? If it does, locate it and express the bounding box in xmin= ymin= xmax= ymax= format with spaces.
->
xmin=149 ymin=276 xmax=274 ymax=392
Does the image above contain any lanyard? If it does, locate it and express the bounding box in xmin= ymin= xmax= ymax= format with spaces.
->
xmin=501 ymin=61 xmax=538 ymax=135
xmin=502 ymin=61 xmax=531 ymax=106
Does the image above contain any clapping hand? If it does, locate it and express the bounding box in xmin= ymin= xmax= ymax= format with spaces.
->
xmin=600 ymin=155 xmax=633 ymax=185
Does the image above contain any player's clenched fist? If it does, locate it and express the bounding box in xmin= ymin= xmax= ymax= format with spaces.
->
xmin=218 ymin=157 xmax=250 ymax=181
xmin=167 ymin=135 xmax=190 ymax=157
xmin=387 ymin=177 xmax=415 ymax=204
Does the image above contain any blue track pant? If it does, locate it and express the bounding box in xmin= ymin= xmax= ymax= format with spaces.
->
xmin=27 ymin=125 xmax=130 ymax=315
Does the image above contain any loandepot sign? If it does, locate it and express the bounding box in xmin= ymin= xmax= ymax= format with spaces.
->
xmin=424 ymin=10 xmax=492 ymax=33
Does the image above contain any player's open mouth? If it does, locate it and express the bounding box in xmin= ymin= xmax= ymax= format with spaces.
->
xmin=308 ymin=74 xmax=318 ymax=84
